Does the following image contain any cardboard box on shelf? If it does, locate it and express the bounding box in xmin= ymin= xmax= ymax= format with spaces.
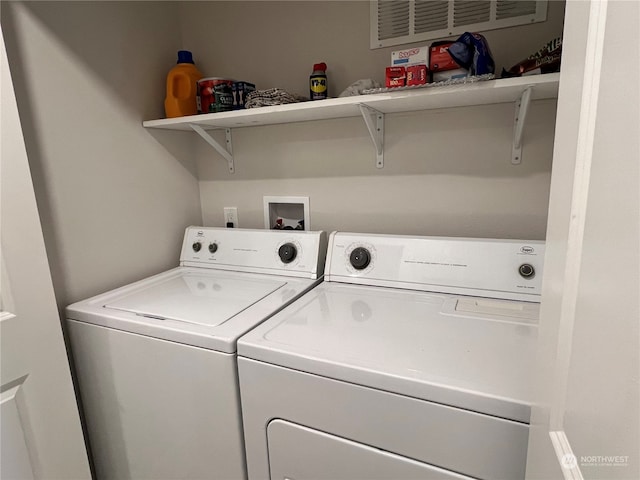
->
xmin=431 ymin=68 xmax=469 ymax=83
xmin=406 ymin=65 xmax=428 ymax=86
xmin=429 ymin=42 xmax=459 ymax=72
xmin=391 ymin=46 xmax=429 ymax=68
xmin=385 ymin=66 xmax=406 ymax=88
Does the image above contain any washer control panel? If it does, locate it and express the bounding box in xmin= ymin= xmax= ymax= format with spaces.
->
xmin=326 ymin=232 xmax=545 ymax=301
xmin=180 ymin=227 xmax=327 ymax=279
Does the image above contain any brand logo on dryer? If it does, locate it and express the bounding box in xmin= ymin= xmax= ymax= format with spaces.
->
xmin=520 ymin=246 xmax=535 ymax=254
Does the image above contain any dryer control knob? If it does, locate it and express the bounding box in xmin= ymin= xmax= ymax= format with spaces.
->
xmin=192 ymin=241 xmax=202 ymax=252
xmin=208 ymin=242 xmax=218 ymax=254
xmin=519 ymin=263 xmax=535 ymax=278
xmin=278 ymin=243 xmax=297 ymax=264
xmin=350 ymin=247 xmax=371 ymax=270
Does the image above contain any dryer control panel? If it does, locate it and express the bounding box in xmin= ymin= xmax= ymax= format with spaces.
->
xmin=180 ymin=227 xmax=327 ymax=279
xmin=325 ymin=232 xmax=544 ymax=302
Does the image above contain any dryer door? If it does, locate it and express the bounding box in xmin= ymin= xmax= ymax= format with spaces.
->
xmin=267 ymin=420 xmax=473 ymax=480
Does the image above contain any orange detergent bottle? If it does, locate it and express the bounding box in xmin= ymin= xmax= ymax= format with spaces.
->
xmin=164 ymin=50 xmax=203 ymax=118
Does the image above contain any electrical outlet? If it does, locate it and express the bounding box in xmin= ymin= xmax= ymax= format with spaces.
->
xmin=224 ymin=207 xmax=238 ymax=228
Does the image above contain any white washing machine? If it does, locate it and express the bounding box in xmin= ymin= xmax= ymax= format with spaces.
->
xmin=238 ymin=232 xmax=545 ymax=480
xmin=66 ymin=226 xmax=326 ymax=480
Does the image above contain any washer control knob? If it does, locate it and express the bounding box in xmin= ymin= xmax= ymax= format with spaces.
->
xmin=519 ymin=263 xmax=535 ymax=278
xmin=350 ymin=247 xmax=371 ymax=270
xmin=208 ymin=242 xmax=218 ymax=254
xmin=278 ymin=243 xmax=297 ymax=264
xmin=192 ymin=241 xmax=202 ymax=252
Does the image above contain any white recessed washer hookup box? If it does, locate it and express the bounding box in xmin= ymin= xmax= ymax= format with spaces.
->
xmin=264 ymin=196 xmax=310 ymax=231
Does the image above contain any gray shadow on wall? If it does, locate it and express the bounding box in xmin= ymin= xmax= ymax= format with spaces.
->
xmin=1 ymin=1 xmax=197 ymax=175
xmin=5 ymin=1 xmax=179 ymax=121
xmin=1 ymin=6 xmax=71 ymax=312
xmin=1 ymin=1 xmax=198 ymax=304
xmin=145 ymin=129 xmax=200 ymax=178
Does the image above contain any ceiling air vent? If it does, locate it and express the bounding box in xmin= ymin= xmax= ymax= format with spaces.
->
xmin=371 ymin=0 xmax=548 ymax=49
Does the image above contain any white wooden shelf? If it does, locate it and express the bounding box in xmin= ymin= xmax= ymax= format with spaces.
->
xmin=143 ymin=73 xmax=559 ymax=171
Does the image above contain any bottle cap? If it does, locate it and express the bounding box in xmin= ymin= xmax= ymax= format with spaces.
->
xmin=312 ymin=62 xmax=327 ymax=72
xmin=177 ymin=50 xmax=195 ymax=64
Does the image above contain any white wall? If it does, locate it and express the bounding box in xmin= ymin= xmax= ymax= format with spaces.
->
xmin=198 ymin=101 xmax=556 ymax=239
xmin=562 ymin=2 xmax=639 ymax=472
xmin=1 ymin=0 xmax=566 ymax=309
xmin=181 ymin=1 xmax=565 ymax=239
xmin=2 ymin=2 xmax=202 ymax=307
xmin=180 ymin=0 xmax=566 ymax=97
xmin=527 ymin=1 xmax=639 ymax=478
xmin=525 ymin=0 xmax=590 ymax=476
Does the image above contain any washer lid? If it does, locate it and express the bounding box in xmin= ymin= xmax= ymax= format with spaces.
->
xmin=105 ymin=271 xmax=286 ymax=327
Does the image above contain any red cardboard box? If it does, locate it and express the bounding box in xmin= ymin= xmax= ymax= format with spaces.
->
xmin=429 ymin=42 xmax=459 ymax=72
xmin=406 ymin=65 xmax=428 ymax=86
xmin=385 ymin=66 xmax=406 ymax=88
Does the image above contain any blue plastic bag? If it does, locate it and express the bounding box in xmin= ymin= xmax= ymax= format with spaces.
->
xmin=447 ymin=32 xmax=495 ymax=76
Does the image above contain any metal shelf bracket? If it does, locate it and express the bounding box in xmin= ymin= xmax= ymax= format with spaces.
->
xmin=512 ymin=86 xmax=533 ymax=165
xmin=190 ymin=124 xmax=235 ymax=173
xmin=359 ymin=104 xmax=385 ymax=168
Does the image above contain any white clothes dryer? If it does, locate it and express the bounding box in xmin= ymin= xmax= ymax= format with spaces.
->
xmin=238 ymin=232 xmax=545 ymax=480
xmin=66 ymin=227 xmax=326 ymax=480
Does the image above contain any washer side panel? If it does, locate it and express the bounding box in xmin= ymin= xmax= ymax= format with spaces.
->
xmin=68 ymin=320 xmax=246 ymax=480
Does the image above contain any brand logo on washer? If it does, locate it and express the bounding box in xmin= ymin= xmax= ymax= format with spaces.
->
xmin=520 ymin=246 xmax=535 ymax=254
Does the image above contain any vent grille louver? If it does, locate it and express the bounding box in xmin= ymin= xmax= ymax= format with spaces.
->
xmin=496 ymin=0 xmax=537 ymax=19
xmin=415 ymin=1 xmax=449 ymax=34
xmin=453 ymin=1 xmax=491 ymax=27
xmin=372 ymin=0 xmax=547 ymax=49
xmin=377 ymin=0 xmax=411 ymax=40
